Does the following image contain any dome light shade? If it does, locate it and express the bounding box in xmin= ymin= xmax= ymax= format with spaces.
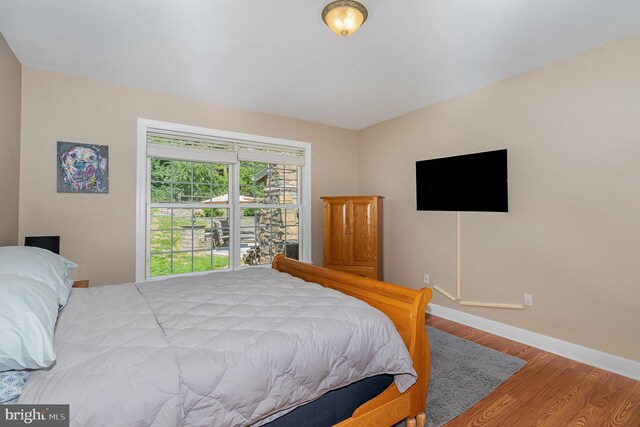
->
xmin=322 ymin=1 xmax=368 ymax=38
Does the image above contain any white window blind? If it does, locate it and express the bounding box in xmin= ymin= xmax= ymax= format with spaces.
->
xmin=147 ymin=129 xmax=306 ymax=166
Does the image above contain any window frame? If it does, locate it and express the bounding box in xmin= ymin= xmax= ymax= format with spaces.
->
xmin=136 ymin=118 xmax=312 ymax=282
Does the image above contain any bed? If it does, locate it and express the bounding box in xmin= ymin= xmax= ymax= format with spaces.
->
xmin=1 ymin=249 xmax=432 ymax=427
xmin=271 ymin=256 xmax=432 ymax=427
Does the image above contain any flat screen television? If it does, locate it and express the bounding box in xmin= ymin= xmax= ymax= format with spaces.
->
xmin=416 ymin=149 xmax=508 ymax=212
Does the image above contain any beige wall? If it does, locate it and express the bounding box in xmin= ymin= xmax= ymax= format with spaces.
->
xmin=0 ymin=33 xmax=21 ymax=246
xmin=19 ymin=67 xmax=358 ymax=285
xmin=357 ymin=33 xmax=640 ymax=361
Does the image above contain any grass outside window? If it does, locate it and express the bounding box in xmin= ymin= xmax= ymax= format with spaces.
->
xmin=149 ymin=210 xmax=229 ymax=277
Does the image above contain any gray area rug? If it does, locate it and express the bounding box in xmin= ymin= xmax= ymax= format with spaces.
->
xmin=396 ymin=326 xmax=526 ymax=427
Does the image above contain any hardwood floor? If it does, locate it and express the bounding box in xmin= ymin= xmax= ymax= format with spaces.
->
xmin=426 ymin=314 xmax=640 ymax=426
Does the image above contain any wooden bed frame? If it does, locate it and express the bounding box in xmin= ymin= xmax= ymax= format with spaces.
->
xmin=272 ymin=255 xmax=432 ymax=427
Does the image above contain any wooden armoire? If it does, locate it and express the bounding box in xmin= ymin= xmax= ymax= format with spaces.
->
xmin=321 ymin=196 xmax=383 ymax=280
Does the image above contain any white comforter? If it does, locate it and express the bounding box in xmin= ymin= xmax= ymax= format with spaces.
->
xmin=19 ymin=268 xmax=416 ymax=426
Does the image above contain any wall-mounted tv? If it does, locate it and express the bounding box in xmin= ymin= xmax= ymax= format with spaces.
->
xmin=416 ymin=149 xmax=508 ymax=212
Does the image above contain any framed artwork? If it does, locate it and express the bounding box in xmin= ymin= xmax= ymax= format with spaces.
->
xmin=57 ymin=141 xmax=109 ymax=193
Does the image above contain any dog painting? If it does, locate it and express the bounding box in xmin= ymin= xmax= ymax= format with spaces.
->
xmin=57 ymin=142 xmax=109 ymax=193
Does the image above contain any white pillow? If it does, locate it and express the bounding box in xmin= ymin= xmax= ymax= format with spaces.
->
xmin=0 ymin=274 xmax=58 ymax=371
xmin=0 ymin=246 xmax=77 ymax=306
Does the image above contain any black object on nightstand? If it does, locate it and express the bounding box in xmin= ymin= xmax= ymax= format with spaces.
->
xmin=25 ymin=236 xmax=60 ymax=255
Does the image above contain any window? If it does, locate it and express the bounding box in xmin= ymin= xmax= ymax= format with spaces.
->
xmin=136 ymin=119 xmax=311 ymax=281
xmin=148 ymin=160 xmax=231 ymax=277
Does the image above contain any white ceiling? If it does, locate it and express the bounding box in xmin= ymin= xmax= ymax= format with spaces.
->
xmin=1 ymin=0 xmax=640 ymax=130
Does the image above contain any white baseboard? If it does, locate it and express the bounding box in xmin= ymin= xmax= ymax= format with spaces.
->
xmin=427 ymin=303 xmax=640 ymax=381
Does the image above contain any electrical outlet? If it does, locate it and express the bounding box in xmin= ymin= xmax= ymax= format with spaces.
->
xmin=524 ymin=293 xmax=533 ymax=306
xmin=423 ymin=274 xmax=430 ymax=284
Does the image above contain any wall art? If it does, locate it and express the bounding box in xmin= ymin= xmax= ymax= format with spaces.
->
xmin=57 ymin=141 xmax=109 ymax=193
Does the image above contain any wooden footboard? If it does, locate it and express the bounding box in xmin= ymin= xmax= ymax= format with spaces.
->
xmin=272 ymin=255 xmax=432 ymax=427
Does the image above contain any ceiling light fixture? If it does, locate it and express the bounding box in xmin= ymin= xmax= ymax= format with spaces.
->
xmin=322 ymin=1 xmax=368 ymax=38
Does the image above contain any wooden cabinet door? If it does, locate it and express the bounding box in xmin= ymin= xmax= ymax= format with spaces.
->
xmin=323 ymin=199 xmax=350 ymax=266
xmin=349 ymin=199 xmax=375 ymax=267
xmin=323 ymin=196 xmax=382 ymax=279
